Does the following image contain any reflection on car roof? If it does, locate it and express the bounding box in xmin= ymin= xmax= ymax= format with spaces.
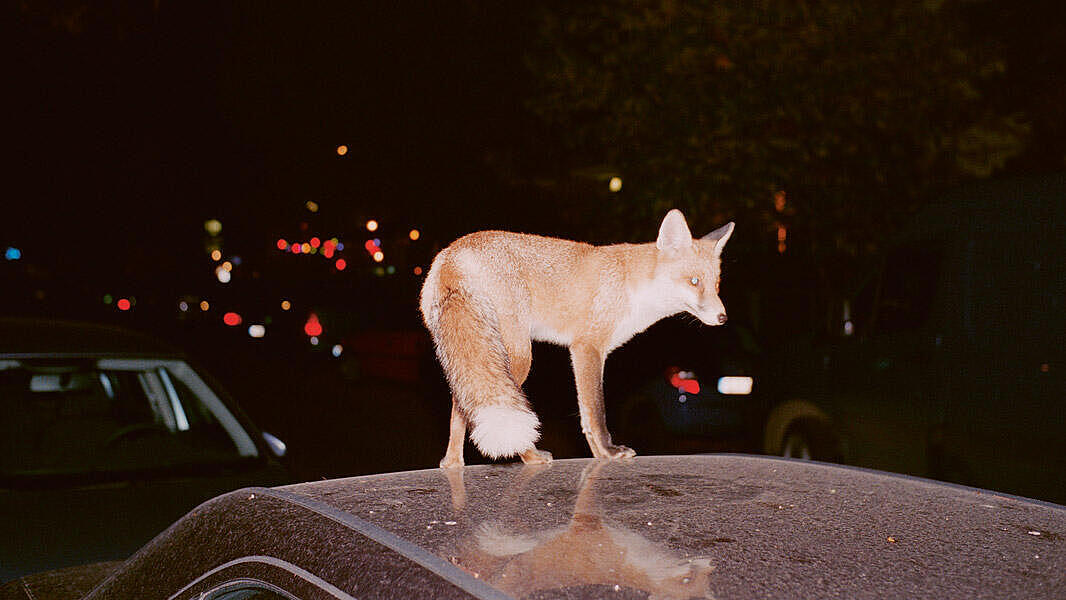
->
xmin=0 ymin=318 xmax=181 ymax=358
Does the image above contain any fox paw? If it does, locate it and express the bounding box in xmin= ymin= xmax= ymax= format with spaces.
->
xmin=520 ymin=448 xmax=553 ymax=465
xmin=440 ymin=455 xmax=465 ymax=469
xmin=601 ymin=444 xmax=636 ymax=460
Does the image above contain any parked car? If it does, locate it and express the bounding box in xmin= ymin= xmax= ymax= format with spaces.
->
xmin=0 ymin=318 xmax=291 ymax=581
xmin=610 ymin=317 xmax=770 ymax=455
xmin=3 ymin=454 xmax=1064 ymax=599
xmin=762 ymin=174 xmax=1066 ymax=504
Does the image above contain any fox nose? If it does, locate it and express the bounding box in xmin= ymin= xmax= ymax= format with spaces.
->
xmin=717 ymin=313 xmax=728 ymax=324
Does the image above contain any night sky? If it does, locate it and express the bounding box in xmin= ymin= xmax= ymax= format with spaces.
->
xmin=4 ymin=1 xmax=1066 ymax=319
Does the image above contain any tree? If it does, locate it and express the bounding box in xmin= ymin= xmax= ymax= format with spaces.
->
xmin=524 ymin=0 xmax=1027 ymax=332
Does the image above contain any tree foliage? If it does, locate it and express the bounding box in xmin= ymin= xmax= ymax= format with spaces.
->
xmin=525 ymin=0 xmax=1028 ymax=258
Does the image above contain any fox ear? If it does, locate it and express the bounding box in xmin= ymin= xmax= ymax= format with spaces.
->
xmin=656 ymin=209 xmax=693 ymax=252
xmin=701 ymin=221 xmax=734 ymax=255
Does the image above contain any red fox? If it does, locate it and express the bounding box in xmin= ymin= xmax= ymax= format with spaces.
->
xmin=420 ymin=210 xmax=734 ymax=467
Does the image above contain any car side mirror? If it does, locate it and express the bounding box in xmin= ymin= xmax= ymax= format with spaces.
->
xmin=262 ymin=431 xmax=287 ymax=458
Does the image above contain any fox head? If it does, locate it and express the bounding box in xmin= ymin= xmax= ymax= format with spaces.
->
xmin=655 ymin=209 xmax=734 ymax=326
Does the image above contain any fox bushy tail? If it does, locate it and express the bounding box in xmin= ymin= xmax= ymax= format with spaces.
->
xmin=421 ymin=268 xmax=540 ymax=459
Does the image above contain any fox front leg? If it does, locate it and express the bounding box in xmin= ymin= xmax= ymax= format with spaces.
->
xmin=570 ymin=343 xmax=636 ymax=460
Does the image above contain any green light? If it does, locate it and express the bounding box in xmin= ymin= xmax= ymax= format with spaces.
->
xmin=103 ymin=294 xmax=113 ymax=305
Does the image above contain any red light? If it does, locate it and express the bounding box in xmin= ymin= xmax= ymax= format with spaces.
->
xmin=335 ymin=258 xmax=347 ymax=271
xmin=223 ymin=312 xmax=242 ymax=326
xmin=323 ymin=246 xmax=335 ymax=259
xmin=364 ymin=239 xmax=380 ymax=254
xmin=117 ymin=298 xmax=131 ymax=311
xmin=276 ymin=239 xmax=288 ymax=250
xmin=669 ymin=372 xmax=700 ymax=395
xmin=290 ymin=244 xmax=301 ymax=254
xmin=304 ymin=313 xmax=323 ymax=337
xmin=310 ymin=237 xmax=321 ymax=248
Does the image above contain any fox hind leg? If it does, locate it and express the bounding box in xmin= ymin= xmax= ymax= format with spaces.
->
xmin=503 ymin=325 xmax=552 ymax=466
xmin=440 ymin=395 xmax=467 ymax=469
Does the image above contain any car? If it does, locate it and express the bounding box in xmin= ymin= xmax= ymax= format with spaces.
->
xmin=0 ymin=318 xmax=291 ymax=581
xmin=2 ymin=454 xmax=1063 ymax=599
xmin=610 ymin=317 xmax=769 ymax=455
xmin=761 ymin=174 xmax=1066 ymax=505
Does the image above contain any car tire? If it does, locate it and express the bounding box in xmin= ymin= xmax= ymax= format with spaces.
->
xmin=780 ymin=420 xmax=838 ymax=462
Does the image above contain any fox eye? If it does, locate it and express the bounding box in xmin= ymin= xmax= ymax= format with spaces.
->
xmin=690 ymin=276 xmax=700 ymax=286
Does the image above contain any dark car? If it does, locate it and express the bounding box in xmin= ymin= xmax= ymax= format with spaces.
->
xmin=761 ymin=175 xmax=1066 ymax=504
xmin=3 ymin=455 xmax=1064 ymax=599
xmin=610 ymin=317 xmax=769 ymax=455
xmin=0 ymin=318 xmax=291 ymax=581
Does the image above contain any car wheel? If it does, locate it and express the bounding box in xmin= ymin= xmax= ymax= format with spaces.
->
xmin=781 ymin=429 xmax=813 ymax=460
xmin=779 ymin=420 xmax=838 ymax=462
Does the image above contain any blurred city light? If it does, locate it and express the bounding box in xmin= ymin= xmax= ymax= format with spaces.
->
xmin=336 ymin=242 xmax=344 ymax=251
xmin=386 ymin=265 xmax=396 ymax=275
xmin=373 ymin=251 xmax=384 ymax=262
xmin=335 ymin=258 xmax=347 ymax=271
xmin=277 ymin=239 xmax=288 ymax=250
xmin=366 ymin=219 xmax=378 ymax=232
xmin=413 ymin=266 xmax=423 ymax=276
xmin=310 ymin=237 xmax=321 ymax=248
xmin=200 ymin=300 xmax=210 ymax=311
xmin=248 ymin=324 xmax=266 ymax=338
xmin=117 ymin=298 xmax=131 ymax=311
xmin=281 ymin=300 xmax=291 ymax=311
xmin=204 ymin=219 xmax=222 ymax=236
xmin=609 ymin=176 xmax=622 ymax=192
xmin=306 ymin=201 xmax=320 ymax=213
xmin=223 ymin=312 xmax=242 ymax=326
xmin=301 ymin=243 xmax=311 ymax=254
xmin=4 ymin=247 xmax=21 ymax=261
xmin=336 ymin=145 xmax=348 ymax=156
xmin=216 ymin=267 xmax=231 ymax=283
xmin=409 ymin=229 xmax=420 ymax=241
xmin=304 ymin=313 xmax=323 ymax=337
xmin=211 ymin=249 xmax=222 ymax=261
xmin=331 ymin=344 xmax=343 ymax=358
xmin=774 ymin=190 xmax=787 ymax=212
xmin=717 ymin=376 xmax=754 ymax=395
xmin=103 ymin=294 xmax=113 ymax=305
xmin=221 ymin=261 xmax=233 ymax=272
xmin=310 ymin=336 xmax=320 ymax=346
xmin=178 ymin=301 xmax=189 ymax=312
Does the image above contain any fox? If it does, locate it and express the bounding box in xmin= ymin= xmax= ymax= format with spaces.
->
xmin=419 ymin=209 xmax=734 ymax=468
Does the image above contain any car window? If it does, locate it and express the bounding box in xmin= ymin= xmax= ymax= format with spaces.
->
xmin=0 ymin=358 xmax=257 ymax=479
xmin=852 ymin=240 xmax=946 ymax=336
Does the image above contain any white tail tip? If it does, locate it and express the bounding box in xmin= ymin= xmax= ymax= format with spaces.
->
xmin=469 ymin=404 xmax=540 ymax=459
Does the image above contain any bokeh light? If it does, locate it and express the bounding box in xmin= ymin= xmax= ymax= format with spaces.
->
xmin=281 ymin=300 xmax=291 ymax=311
xmin=409 ymin=229 xmax=420 ymax=241
xmin=336 ymin=145 xmax=348 ymax=156
xmin=211 ymin=249 xmax=222 ymax=261
xmin=117 ymin=298 xmax=131 ymax=311
xmin=248 ymin=324 xmax=266 ymax=338
xmin=200 ymin=300 xmax=210 ymax=311
xmin=608 ymin=176 xmax=622 ymax=192
xmin=223 ymin=312 xmax=242 ymax=326
xmin=366 ymin=219 xmax=378 ymax=232
xmin=335 ymin=258 xmax=347 ymax=271
xmin=277 ymin=239 xmax=288 ymax=250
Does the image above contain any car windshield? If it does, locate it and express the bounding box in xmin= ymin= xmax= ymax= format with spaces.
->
xmin=0 ymin=357 xmax=258 ymax=480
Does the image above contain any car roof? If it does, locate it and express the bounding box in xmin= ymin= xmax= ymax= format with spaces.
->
xmin=84 ymin=455 xmax=1066 ymax=599
xmin=0 ymin=317 xmax=184 ymax=358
